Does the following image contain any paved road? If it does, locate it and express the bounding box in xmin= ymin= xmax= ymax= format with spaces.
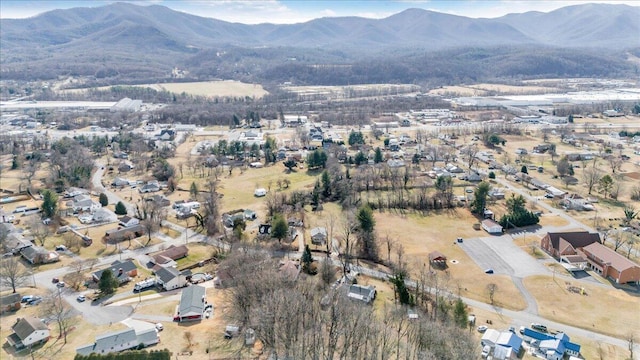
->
xmin=91 ymin=162 xmax=136 ymax=216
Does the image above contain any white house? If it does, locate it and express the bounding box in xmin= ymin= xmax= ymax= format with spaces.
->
xmin=7 ymin=317 xmax=50 ymax=350
xmin=119 ymin=216 xmax=140 ymax=228
xmin=482 ymin=219 xmax=503 ymax=234
xmin=71 ymin=194 xmax=102 ymax=213
xmin=156 ymin=266 xmax=188 ymax=291
xmin=347 ymin=284 xmax=376 ymax=304
xmin=76 ymin=327 xmax=158 ymax=356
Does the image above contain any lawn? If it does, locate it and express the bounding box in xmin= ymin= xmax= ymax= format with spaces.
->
xmin=175 ymin=243 xmax=215 ymax=268
xmin=373 ymin=210 xmax=527 ymax=311
xmin=523 ymin=275 xmax=640 ymax=340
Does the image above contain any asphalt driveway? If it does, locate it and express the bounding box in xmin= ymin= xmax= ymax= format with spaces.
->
xmin=459 ymin=234 xmax=550 ymax=277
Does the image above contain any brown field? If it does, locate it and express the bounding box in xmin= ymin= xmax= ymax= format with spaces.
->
xmin=428 ymin=83 xmax=560 ymax=97
xmin=523 ymin=275 xmax=640 ymax=340
xmin=374 ymin=210 xmax=527 ymax=311
xmin=59 ymin=80 xmax=269 ymax=99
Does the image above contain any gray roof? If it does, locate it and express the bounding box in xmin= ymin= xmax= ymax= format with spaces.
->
xmin=92 ymin=260 xmax=137 ymax=281
xmin=310 ymin=227 xmax=327 ymax=238
xmin=20 ymin=246 xmax=47 ymax=260
xmin=76 ymin=328 xmax=137 ymax=356
xmin=178 ymin=285 xmax=206 ymax=317
xmin=1 ymin=293 xmax=21 ymax=305
xmin=155 ymin=266 xmax=180 ymax=283
xmin=13 ymin=317 xmax=48 ymax=340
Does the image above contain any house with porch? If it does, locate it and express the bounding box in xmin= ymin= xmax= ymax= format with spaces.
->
xmin=76 ymin=326 xmax=158 ymax=356
xmin=174 ymin=285 xmax=207 ymax=322
xmin=7 ymin=317 xmax=50 ymax=350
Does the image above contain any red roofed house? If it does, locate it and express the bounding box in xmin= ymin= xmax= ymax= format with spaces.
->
xmin=540 ymin=231 xmax=601 ymax=259
xmin=581 ymin=243 xmax=640 ymax=284
xmin=150 ymin=245 xmax=189 ymax=271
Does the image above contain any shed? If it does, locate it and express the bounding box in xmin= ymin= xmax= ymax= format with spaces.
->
xmin=1 ymin=293 xmax=21 ymax=314
xmin=254 ymin=188 xmax=267 ymax=197
xmin=482 ymin=219 xmax=503 ymax=234
xmin=428 ymin=251 xmax=447 ymax=268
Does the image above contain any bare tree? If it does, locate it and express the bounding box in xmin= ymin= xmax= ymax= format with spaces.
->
xmin=461 ymin=144 xmax=479 ymax=170
xmin=41 ymin=289 xmax=76 ymax=344
xmin=28 ymin=217 xmax=50 ymax=246
xmin=136 ymin=196 xmax=168 ymax=246
xmin=582 ymin=162 xmax=603 ymax=195
xmin=486 ymin=283 xmax=498 ymax=305
xmin=0 ymin=257 xmax=32 ymax=292
xmin=628 ymin=332 xmax=635 ymax=360
xmin=339 ymin=212 xmax=358 ymax=275
xmin=194 ymin=180 xmax=221 ymax=236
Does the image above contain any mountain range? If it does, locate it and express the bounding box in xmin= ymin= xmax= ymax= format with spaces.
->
xmin=1 ymin=2 xmax=639 ymax=83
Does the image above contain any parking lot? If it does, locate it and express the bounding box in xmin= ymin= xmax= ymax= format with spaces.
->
xmin=459 ymin=234 xmax=550 ymax=277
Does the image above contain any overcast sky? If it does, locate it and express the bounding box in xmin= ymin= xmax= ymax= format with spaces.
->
xmin=1 ymin=0 xmax=637 ymax=23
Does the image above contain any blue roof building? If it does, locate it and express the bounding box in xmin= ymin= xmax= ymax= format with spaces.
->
xmin=523 ymin=328 xmax=581 ymax=358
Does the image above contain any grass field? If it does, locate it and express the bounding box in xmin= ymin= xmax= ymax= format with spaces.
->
xmin=523 ymin=275 xmax=640 ymax=340
xmin=59 ymin=80 xmax=269 ymax=99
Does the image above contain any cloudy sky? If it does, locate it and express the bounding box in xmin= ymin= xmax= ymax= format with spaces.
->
xmin=1 ymin=0 xmax=637 ymax=23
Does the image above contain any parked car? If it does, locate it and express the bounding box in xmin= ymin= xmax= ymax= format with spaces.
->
xmin=155 ymin=323 xmax=163 ymax=332
xmin=51 ymin=277 xmax=59 ymax=284
xmin=531 ymin=323 xmax=548 ymax=332
xmin=481 ymin=345 xmax=491 ymax=358
xmin=477 ymin=325 xmax=488 ymax=333
xmin=21 ymin=295 xmax=35 ymax=303
xmin=55 ymin=245 xmax=67 ymax=251
xmin=56 ymin=281 xmax=65 ymax=288
xmin=484 ymin=269 xmax=494 ymax=274
xmin=28 ymin=298 xmax=43 ymax=306
xmin=456 ymin=237 xmax=463 ymax=243
xmin=77 ymin=295 xmax=86 ymax=302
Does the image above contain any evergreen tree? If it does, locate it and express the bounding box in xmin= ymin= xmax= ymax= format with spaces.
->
xmin=41 ymin=189 xmax=58 ymax=218
xmin=189 ymin=181 xmax=199 ymax=198
xmin=470 ymin=182 xmax=491 ymax=214
xmin=453 ymin=298 xmax=468 ymax=328
xmin=521 ymin=165 xmax=528 ymax=174
xmin=99 ymin=193 xmax=109 ymax=207
xmin=301 ymin=245 xmax=314 ymax=274
xmin=99 ymin=269 xmax=119 ymax=295
xmin=321 ymin=170 xmax=331 ymax=198
xmin=271 ymin=214 xmax=289 ymax=243
xmin=391 ymin=271 xmax=413 ymax=305
xmin=374 ymin=147 xmax=383 ymax=163
xmin=115 ymin=201 xmax=128 ymax=215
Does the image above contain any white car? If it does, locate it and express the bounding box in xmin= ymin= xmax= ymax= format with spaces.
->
xmin=155 ymin=323 xmax=163 ymax=332
xmin=477 ymin=325 xmax=488 ymax=333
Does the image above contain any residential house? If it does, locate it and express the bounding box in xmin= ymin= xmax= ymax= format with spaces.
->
xmin=545 ymin=186 xmax=566 ymax=199
xmin=20 ymin=246 xmax=59 ymax=265
xmin=150 ymin=245 xmax=189 ymax=270
xmin=71 ymin=194 xmax=102 ymax=213
xmin=64 ymin=187 xmax=89 ymax=198
xmin=146 ymin=194 xmax=170 ymax=207
xmin=540 ymin=231 xmax=601 ymax=259
xmin=562 ymin=194 xmax=592 ymax=211
xmin=347 ymin=284 xmax=376 ymax=304
xmin=111 ymin=177 xmax=130 ymax=187
xmin=174 ymin=285 xmax=206 ymax=322
xmin=581 ymin=243 xmax=640 ymax=284
xmin=7 ymin=317 xmax=50 ymax=350
xmin=482 ymin=219 xmax=503 ymax=234
xmin=117 ymin=161 xmax=134 ymax=173
xmin=1 ymin=293 xmax=21 ymax=314
xmin=92 ymin=260 xmax=137 ymax=284
xmin=139 ymin=182 xmax=160 ymax=194
xmin=279 ymin=260 xmax=300 ymax=280
xmin=104 ymin=224 xmax=146 ymax=243
xmin=118 ymin=216 xmax=140 ymax=228
xmin=523 ymin=328 xmax=581 ymax=359
xmin=156 ymin=266 xmax=188 ymax=291
xmin=92 ymin=208 xmax=117 ymax=223
xmin=76 ymin=327 xmax=158 ymax=356
xmin=310 ymin=227 xmax=328 ymax=245
xmin=1 ymin=223 xmax=32 ymax=254
xmin=481 ymin=330 xmax=522 ymax=360
xmin=157 ymin=129 xmax=175 ymax=141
